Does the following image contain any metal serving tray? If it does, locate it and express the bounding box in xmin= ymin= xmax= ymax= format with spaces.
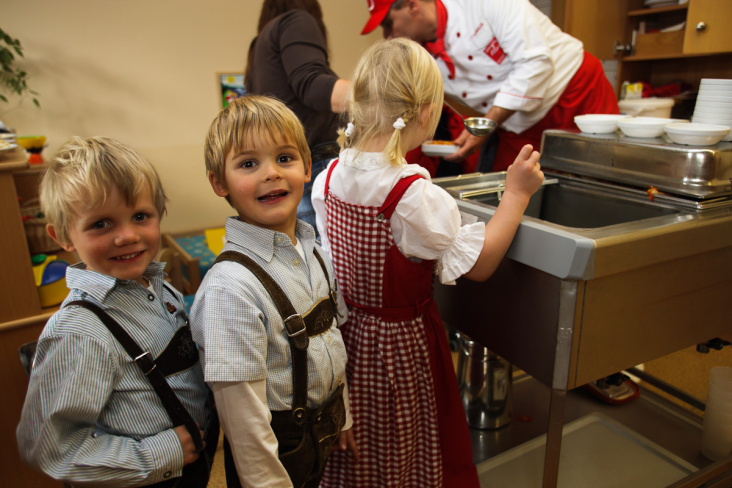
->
xmin=440 ymin=173 xmax=558 ymax=199
xmin=540 ymin=130 xmax=732 ymax=200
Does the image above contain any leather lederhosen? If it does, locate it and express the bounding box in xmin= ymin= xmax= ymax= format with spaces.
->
xmin=215 ymin=250 xmax=345 ymax=488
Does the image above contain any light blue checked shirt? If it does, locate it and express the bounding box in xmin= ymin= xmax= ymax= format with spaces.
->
xmin=190 ymin=217 xmax=348 ymax=410
xmin=17 ymin=262 xmax=210 ymax=487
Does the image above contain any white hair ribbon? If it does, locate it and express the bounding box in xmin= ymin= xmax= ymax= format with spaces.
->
xmin=345 ymin=123 xmax=355 ymax=137
xmin=393 ymin=118 xmax=406 ymax=130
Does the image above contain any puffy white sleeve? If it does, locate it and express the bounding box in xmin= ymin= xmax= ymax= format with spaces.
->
xmin=390 ymin=179 xmax=485 ymax=285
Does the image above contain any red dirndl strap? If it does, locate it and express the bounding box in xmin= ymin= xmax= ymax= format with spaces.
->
xmin=377 ymin=174 xmax=424 ymax=219
xmin=323 ymin=158 xmax=340 ymax=198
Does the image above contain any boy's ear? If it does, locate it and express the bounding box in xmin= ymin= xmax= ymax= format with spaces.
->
xmin=46 ymin=224 xmax=75 ymax=253
xmin=208 ymin=171 xmax=230 ymax=198
xmin=304 ymin=157 xmax=312 ymax=184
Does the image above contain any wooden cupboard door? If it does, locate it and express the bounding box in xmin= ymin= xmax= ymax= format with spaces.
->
xmin=560 ymin=0 xmax=630 ymax=59
xmin=683 ymin=0 xmax=732 ymax=54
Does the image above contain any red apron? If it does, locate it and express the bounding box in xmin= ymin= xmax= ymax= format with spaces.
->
xmin=320 ymin=161 xmax=479 ymax=487
xmin=493 ymin=51 xmax=619 ymax=171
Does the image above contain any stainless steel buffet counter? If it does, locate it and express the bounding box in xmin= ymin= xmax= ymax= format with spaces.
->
xmin=432 ymin=130 xmax=732 ymax=487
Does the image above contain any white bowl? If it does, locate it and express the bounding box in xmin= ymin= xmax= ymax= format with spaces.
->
xmin=421 ymin=140 xmax=459 ymax=157
xmin=697 ymin=94 xmax=732 ymax=103
xmin=665 ymin=122 xmax=730 ymax=146
xmin=692 ymin=105 xmax=732 ymax=116
xmin=700 ymin=79 xmax=732 ymax=87
xmin=692 ymin=114 xmax=732 ymax=125
xmin=698 ymin=85 xmax=732 ymax=93
xmin=574 ymin=114 xmax=629 ymax=134
xmin=617 ymin=117 xmax=684 ymax=138
xmin=693 ymin=100 xmax=732 ymax=110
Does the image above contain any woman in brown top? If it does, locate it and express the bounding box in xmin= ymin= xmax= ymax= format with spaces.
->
xmin=245 ymin=0 xmax=350 ymax=237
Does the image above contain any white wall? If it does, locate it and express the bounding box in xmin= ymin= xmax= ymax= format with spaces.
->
xmin=0 ymin=0 xmax=380 ymax=234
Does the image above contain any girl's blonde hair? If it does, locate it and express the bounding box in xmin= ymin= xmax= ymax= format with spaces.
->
xmin=339 ymin=37 xmax=444 ymax=166
xmin=39 ymin=136 xmax=167 ymax=245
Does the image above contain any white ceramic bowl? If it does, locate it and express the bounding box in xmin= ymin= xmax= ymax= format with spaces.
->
xmin=696 ymin=94 xmax=732 ymax=103
xmin=700 ymin=79 xmax=732 ymax=87
xmin=574 ymin=114 xmax=629 ymax=134
xmin=692 ymin=114 xmax=732 ymax=125
xmin=698 ymin=86 xmax=732 ymax=94
xmin=692 ymin=105 xmax=732 ymax=116
xmin=617 ymin=117 xmax=683 ymax=138
xmin=693 ymin=100 xmax=732 ymax=110
xmin=665 ymin=122 xmax=730 ymax=146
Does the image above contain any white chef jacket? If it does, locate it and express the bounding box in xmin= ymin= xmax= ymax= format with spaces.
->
xmin=440 ymin=0 xmax=584 ymax=133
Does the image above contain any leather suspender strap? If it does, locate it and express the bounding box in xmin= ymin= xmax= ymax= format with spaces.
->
xmin=213 ymin=249 xmax=335 ymax=425
xmin=65 ymin=300 xmax=205 ymax=453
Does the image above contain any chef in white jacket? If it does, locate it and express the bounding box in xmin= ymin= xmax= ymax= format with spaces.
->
xmin=361 ymin=0 xmax=619 ymax=171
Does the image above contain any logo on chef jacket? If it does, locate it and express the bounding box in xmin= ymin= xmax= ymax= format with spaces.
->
xmin=484 ymin=37 xmax=506 ymax=65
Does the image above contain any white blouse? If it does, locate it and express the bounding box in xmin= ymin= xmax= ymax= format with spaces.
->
xmin=312 ymin=149 xmax=486 ymax=285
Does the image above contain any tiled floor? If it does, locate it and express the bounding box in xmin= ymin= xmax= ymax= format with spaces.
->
xmin=206 ymin=341 xmax=732 ymax=487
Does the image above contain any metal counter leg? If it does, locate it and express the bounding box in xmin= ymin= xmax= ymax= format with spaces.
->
xmin=542 ymin=388 xmax=567 ymax=488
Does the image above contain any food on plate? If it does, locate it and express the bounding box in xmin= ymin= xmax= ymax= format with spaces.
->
xmin=421 ymin=140 xmax=460 ymax=157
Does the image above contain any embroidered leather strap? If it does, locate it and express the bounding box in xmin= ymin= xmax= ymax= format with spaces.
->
xmin=214 ymin=249 xmax=335 ymax=426
xmin=65 ymin=300 xmax=204 ymax=453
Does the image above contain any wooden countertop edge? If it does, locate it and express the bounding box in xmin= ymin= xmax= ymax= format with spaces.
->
xmin=0 ymin=310 xmax=56 ymax=332
xmin=0 ymin=160 xmax=30 ymax=173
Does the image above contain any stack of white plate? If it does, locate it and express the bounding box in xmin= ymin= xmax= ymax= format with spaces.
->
xmin=692 ymin=79 xmax=732 ymax=141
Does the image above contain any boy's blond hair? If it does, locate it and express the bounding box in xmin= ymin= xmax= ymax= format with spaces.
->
xmin=39 ymin=136 xmax=167 ymax=245
xmin=204 ymin=95 xmax=311 ymax=199
xmin=338 ymin=37 xmax=444 ymax=166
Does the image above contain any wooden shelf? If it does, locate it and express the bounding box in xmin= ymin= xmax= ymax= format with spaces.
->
xmin=622 ymin=49 xmax=732 ymax=61
xmin=628 ymin=4 xmax=688 ymax=17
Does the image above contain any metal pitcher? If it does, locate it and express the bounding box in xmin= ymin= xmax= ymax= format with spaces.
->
xmin=456 ymin=333 xmax=512 ymax=430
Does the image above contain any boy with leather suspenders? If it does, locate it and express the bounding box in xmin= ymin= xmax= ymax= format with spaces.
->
xmin=17 ymin=136 xmax=218 ymax=487
xmin=191 ymin=95 xmax=357 ymax=488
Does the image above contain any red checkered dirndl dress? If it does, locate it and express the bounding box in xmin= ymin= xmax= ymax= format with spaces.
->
xmin=320 ymin=160 xmax=479 ymax=488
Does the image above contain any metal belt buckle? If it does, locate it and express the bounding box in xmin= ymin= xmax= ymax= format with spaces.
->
xmin=134 ymin=351 xmax=157 ymax=375
xmin=285 ymin=314 xmax=306 ymax=337
xmin=285 ymin=314 xmax=309 ymax=349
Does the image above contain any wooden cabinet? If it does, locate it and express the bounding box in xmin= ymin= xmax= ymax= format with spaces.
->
xmin=0 ymin=151 xmax=42 ymax=323
xmin=683 ymin=0 xmax=732 ymax=54
xmin=554 ymin=0 xmax=732 ymax=94
xmin=0 ymin=151 xmax=62 ymax=486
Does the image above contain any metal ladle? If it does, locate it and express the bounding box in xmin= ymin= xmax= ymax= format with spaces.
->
xmin=443 ymin=96 xmax=498 ymax=138
xmin=461 ymin=115 xmax=498 ymax=138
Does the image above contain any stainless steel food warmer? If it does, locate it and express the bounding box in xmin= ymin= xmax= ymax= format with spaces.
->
xmin=432 ymin=130 xmax=732 ymax=488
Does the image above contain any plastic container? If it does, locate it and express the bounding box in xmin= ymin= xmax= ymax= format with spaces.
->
xmin=618 ymin=98 xmax=674 ymax=118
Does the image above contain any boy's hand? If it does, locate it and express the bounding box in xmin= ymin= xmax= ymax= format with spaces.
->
xmin=173 ymin=424 xmax=205 ymax=466
xmin=505 ymin=144 xmax=543 ymax=199
xmin=332 ymin=428 xmax=359 ymax=464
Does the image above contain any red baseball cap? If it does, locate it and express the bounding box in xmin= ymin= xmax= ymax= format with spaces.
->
xmin=361 ymin=0 xmax=397 ymax=35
